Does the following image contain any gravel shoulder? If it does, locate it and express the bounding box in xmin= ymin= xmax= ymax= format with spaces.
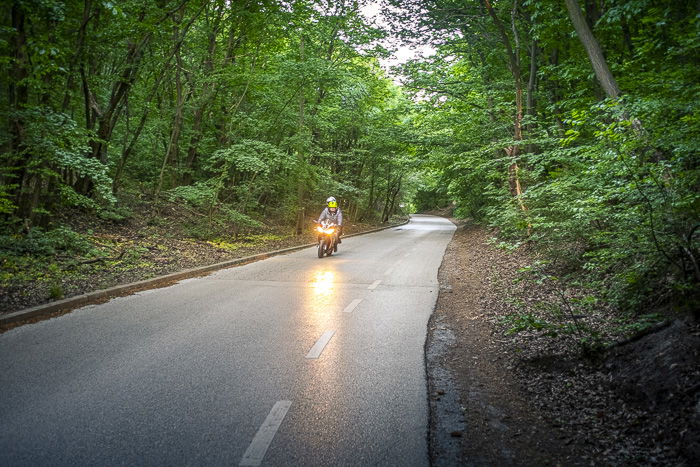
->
xmin=428 ymin=221 xmax=699 ymax=466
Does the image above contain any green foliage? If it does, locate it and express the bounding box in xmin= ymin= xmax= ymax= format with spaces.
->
xmin=48 ymin=284 xmax=64 ymax=300
xmin=0 ymin=108 xmax=115 ymax=223
xmin=0 ymin=0 xmax=412 ymax=238
xmin=500 ymin=260 xmax=605 ymax=351
xmin=58 ymin=186 xmax=99 ymax=211
xmin=613 ymin=312 xmax=666 ymax=337
xmin=0 ymin=227 xmax=96 ymax=258
xmin=0 ymin=183 xmax=17 ymax=215
xmin=501 ymin=312 xmax=557 ymax=336
xmin=0 ymin=227 xmax=98 ymax=289
xmin=166 ymin=183 xmax=216 ymax=209
xmin=2 ymin=0 xmax=696 ymax=322
xmin=166 ymin=181 xmax=264 ymax=240
xmin=398 ymin=0 xmax=700 ymax=316
xmin=96 ymin=205 xmax=133 ymax=223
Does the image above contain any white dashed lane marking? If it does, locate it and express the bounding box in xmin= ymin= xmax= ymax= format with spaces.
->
xmin=305 ymin=330 xmax=335 ymax=359
xmin=343 ymin=299 xmax=363 ymax=313
xmin=239 ymin=400 xmax=292 ymax=466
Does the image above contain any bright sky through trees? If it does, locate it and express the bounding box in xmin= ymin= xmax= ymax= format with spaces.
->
xmin=359 ymin=1 xmax=435 ymax=74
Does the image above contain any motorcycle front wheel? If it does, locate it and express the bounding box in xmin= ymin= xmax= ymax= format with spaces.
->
xmin=317 ymin=240 xmax=325 ymax=258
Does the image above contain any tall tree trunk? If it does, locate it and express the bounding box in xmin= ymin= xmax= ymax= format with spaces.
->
xmin=90 ymin=32 xmax=151 ymax=164
xmin=381 ymin=170 xmax=394 ymax=223
xmin=8 ymin=1 xmax=28 ymax=153
xmin=526 ymin=41 xmax=538 ymax=150
xmin=62 ymin=0 xmax=93 ymax=113
xmin=181 ymin=106 xmax=204 ymax=186
xmin=112 ymin=75 xmax=168 ymax=193
xmin=620 ymin=16 xmax=634 ymax=58
xmin=544 ymin=48 xmax=566 ymax=137
xmin=156 ymin=23 xmax=186 ymax=198
xmin=295 ymin=36 xmax=306 ymax=236
xmin=77 ymin=23 xmax=152 ymax=195
xmin=386 ymin=174 xmax=403 ymax=222
xmin=114 ymin=6 xmax=201 ymax=192
xmin=361 ymin=162 xmax=376 ymax=222
xmin=81 ymin=0 xmax=206 ymax=194
xmin=563 ymin=0 xmax=622 ymax=99
xmin=483 ymin=0 xmax=531 ymax=232
xmin=9 ymin=1 xmax=39 ymax=225
xmin=182 ymin=5 xmax=227 ymax=185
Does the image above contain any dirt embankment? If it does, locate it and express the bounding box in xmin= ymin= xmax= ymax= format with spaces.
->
xmin=428 ymin=221 xmax=699 ymax=465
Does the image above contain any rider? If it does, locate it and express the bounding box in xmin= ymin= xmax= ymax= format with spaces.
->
xmin=317 ymin=196 xmax=343 ymax=243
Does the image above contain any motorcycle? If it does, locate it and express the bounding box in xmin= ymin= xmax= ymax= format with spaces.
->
xmin=316 ymin=220 xmax=339 ymax=258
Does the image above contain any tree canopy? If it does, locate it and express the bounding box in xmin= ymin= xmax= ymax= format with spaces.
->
xmin=1 ymin=0 xmax=698 ymax=313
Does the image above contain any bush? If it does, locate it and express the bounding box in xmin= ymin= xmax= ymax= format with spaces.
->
xmin=0 ymin=227 xmax=96 ymax=258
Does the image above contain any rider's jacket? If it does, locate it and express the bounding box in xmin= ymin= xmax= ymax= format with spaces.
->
xmin=318 ymin=207 xmax=343 ymax=226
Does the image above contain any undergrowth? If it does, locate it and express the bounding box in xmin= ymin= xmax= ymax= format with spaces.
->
xmin=495 ymin=248 xmax=674 ymax=356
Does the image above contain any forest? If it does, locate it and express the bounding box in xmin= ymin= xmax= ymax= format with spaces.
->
xmin=1 ymin=0 xmax=699 ymax=320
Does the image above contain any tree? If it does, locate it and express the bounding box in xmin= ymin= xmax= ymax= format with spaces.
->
xmin=563 ymin=0 xmax=621 ymax=99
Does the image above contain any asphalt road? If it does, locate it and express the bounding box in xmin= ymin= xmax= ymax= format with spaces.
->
xmin=0 ymin=215 xmax=456 ymax=466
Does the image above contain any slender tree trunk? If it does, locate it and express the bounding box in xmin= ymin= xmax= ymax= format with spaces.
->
xmin=361 ymin=163 xmax=376 ymax=222
xmin=112 ymin=82 xmax=166 ymax=194
xmin=620 ymin=16 xmax=634 ymax=58
xmin=88 ymin=28 xmax=151 ymax=166
xmin=181 ymin=106 xmax=204 ymax=186
xmin=563 ymin=0 xmax=622 ymax=99
xmin=77 ymin=25 xmax=151 ymax=195
xmin=9 ymin=1 xmax=40 ymax=225
xmin=295 ymin=36 xmax=306 ymax=236
xmin=386 ymin=175 xmax=403 ymax=222
xmin=483 ymin=0 xmax=531 ymax=233
xmin=113 ymin=7 xmax=199 ymax=193
xmin=62 ymin=0 xmax=93 ymax=112
xmin=381 ymin=171 xmax=393 ymax=223
xmin=82 ymin=0 xmax=206 ymax=194
xmin=543 ymin=48 xmax=566 ymax=136
xmin=8 ymin=1 xmax=28 ymax=152
xmin=182 ymin=7 xmax=225 ymax=185
xmin=156 ymin=27 xmax=186 ymax=197
xmin=525 ymin=41 xmax=539 ymax=153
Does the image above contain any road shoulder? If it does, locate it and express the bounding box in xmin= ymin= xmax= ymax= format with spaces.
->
xmin=428 ymin=221 xmax=699 ymax=465
xmin=427 ymin=222 xmax=583 ymax=465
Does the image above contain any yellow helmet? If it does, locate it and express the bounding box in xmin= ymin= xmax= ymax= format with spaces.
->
xmin=326 ymin=197 xmax=337 ymax=208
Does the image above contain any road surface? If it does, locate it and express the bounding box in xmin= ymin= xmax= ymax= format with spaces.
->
xmin=0 ymin=215 xmax=455 ymax=466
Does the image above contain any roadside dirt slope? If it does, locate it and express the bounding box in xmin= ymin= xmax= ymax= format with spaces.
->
xmin=428 ymin=221 xmax=699 ymax=466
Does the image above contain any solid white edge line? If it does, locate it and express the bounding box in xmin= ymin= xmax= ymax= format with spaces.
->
xmin=239 ymin=400 xmax=292 ymax=466
xmin=342 ymin=298 xmax=363 ymax=313
xmin=368 ymin=280 xmax=381 ymax=290
xmin=305 ymin=330 xmax=335 ymax=359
